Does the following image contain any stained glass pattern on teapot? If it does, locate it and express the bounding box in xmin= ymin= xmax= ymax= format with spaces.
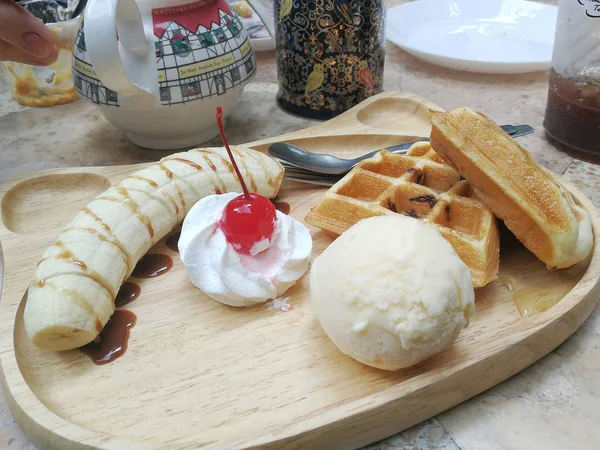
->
xmin=153 ymin=0 xmax=256 ymax=106
xmin=275 ymin=0 xmax=385 ymax=118
xmin=72 ymin=0 xmax=256 ymax=108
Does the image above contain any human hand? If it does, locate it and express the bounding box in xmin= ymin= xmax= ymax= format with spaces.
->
xmin=0 ymin=0 xmax=58 ymax=65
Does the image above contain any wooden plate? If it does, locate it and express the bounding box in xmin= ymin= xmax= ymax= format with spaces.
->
xmin=0 ymin=92 xmax=598 ymax=449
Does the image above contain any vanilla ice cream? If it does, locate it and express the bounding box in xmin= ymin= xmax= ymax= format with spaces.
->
xmin=179 ymin=193 xmax=312 ymax=307
xmin=310 ymin=215 xmax=475 ymax=370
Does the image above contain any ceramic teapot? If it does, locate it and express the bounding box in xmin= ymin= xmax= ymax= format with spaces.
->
xmin=72 ymin=0 xmax=273 ymax=149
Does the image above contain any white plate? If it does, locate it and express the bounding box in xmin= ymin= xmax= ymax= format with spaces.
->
xmin=386 ymin=0 xmax=558 ymax=74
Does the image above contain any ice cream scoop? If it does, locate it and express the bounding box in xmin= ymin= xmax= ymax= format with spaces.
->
xmin=310 ymin=215 xmax=475 ymax=370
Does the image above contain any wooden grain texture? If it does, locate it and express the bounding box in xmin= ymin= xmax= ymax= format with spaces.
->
xmin=0 ymin=92 xmax=598 ymax=450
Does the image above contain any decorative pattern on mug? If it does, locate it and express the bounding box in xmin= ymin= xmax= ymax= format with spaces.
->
xmin=275 ymin=0 xmax=385 ymax=113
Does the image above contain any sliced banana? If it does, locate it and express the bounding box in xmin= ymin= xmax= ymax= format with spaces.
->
xmin=24 ymin=146 xmax=284 ymax=351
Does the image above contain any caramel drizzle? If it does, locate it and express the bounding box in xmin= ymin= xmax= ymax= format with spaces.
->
xmin=167 ymin=157 xmax=204 ymax=172
xmin=203 ymin=155 xmax=217 ymax=171
xmin=158 ymin=162 xmax=188 ymax=211
xmin=165 ymin=151 xmax=237 ymax=197
xmin=98 ymin=188 xmax=154 ymax=238
xmin=130 ymin=175 xmax=158 ymax=188
xmin=119 ymin=186 xmax=175 ymax=225
xmin=118 ymin=187 xmax=155 ymax=239
xmin=68 ymin=227 xmax=129 ymax=268
xmin=33 ymin=174 xmax=176 ymax=316
xmin=83 ymin=207 xmax=111 ymax=232
xmin=38 ymin=230 xmax=129 ymax=274
xmin=33 ymin=280 xmax=104 ymax=332
xmin=272 ymin=170 xmax=284 ymax=190
xmin=194 ymin=149 xmax=233 ymax=194
xmin=241 ymin=148 xmax=278 ymax=190
xmin=160 ymin=154 xmax=221 ymax=202
xmin=36 ymin=271 xmax=115 ymax=298
xmin=80 ymin=208 xmax=132 ymax=273
xmin=235 ymin=149 xmax=258 ymax=193
xmin=130 ymin=175 xmax=180 ymax=215
xmin=35 ymin=242 xmax=117 ymax=299
xmin=37 ymin=241 xmax=87 ymax=270
xmin=201 ymin=154 xmax=226 ymax=194
xmin=160 ymin=156 xmax=221 ymax=210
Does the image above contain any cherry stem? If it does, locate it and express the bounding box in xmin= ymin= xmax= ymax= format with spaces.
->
xmin=216 ymin=107 xmax=250 ymax=199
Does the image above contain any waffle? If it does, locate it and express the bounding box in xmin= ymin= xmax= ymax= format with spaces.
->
xmin=429 ymin=107 xmax=593 ymax=269
xmin=305 ymin=142 xmax=499 ymax=288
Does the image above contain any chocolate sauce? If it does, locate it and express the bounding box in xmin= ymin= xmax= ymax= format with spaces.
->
xmin=165 ymin=232 xmax=181 ymax=253
xmin=271 ymin=200 xmax=291 ymax=215
xmin=132 ymin=253 xmax=173 ymax=278
xmin=114 ymin=282 xmax=141 ymax=307
xmin=81 ymin=310 xmax=137 ymax=365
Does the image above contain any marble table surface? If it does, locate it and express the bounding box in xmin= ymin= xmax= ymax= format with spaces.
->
xmin=1 ymin=1 xmax=600 ymax=449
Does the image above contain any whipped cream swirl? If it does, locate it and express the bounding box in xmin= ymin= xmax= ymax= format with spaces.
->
xmin=179 ymin=193 xmax=312 ymax=307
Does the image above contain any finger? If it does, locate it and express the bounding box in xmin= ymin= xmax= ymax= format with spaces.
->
xmin=0 ymin=0 xmax=58 ymax=64
xmin=0 ymin=39 xmax=50 ymax=66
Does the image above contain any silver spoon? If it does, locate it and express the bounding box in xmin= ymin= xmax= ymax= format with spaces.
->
xmin=269 ymin=124 xmax=534 ymax=176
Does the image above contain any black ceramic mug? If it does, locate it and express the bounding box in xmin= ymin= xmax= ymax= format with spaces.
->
xmin=275 ymin=0 xmax=386 ymax=120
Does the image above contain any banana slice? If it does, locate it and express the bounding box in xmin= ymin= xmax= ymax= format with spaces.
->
xmin=24 ymin=146 xmax=284 ymax=351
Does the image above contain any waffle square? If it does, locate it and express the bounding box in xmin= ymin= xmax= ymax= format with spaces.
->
xmin=305 ymin=142 xmax=499 ymax=287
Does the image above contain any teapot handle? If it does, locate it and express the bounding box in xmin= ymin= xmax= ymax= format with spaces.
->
xmin=245 ymin=0 xmax=275 ymax=38
xmin=84 ymin=0 xmax=157 ymax=101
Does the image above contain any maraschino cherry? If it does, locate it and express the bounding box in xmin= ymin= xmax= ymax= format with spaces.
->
xmin=216 ymin=107 xmax=277 ymax=254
